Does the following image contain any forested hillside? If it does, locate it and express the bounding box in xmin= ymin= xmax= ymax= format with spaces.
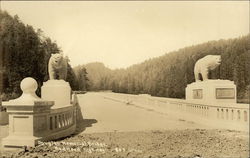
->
xmin=83 ymin=62 xmax=112 ymax=91
xmin=83 ymin=35 xmax=250 ymax=102
xmin=1 ymin=11 xmax=248 ymax=103
xmin=0 ymin=11 xmax=87 ymax=100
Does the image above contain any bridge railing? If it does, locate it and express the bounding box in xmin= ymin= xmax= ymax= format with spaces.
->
xmin=49 ymin=106 xmax=75 ymax=131
xmin=2 ymin=94 xmax=79 ymax=148
xmin=101 ymin=92 xmax=249 ymax=131
xmin=32 ymin=104 xmax=77 ymax=141
xmin=150 ymin=97 xmax=249 ymax=123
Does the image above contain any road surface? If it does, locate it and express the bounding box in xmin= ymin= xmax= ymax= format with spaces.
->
xmin=78 ymin=92 xmax=211 ymax=133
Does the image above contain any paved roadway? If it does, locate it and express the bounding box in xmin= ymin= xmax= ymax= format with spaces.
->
xmin=78 ymin=92 xmax=211 ymax=133
xmin=0 ymin=92 xmax=209 ymax=152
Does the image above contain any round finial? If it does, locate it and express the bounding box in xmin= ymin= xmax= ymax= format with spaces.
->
xmin=20 ymin=77 xmax=38 ymax=93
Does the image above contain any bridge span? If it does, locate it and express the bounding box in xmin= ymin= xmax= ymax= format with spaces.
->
xmin=78 ymin=92 xmax=249 ymax=133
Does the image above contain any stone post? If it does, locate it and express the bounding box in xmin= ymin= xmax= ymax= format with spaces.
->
xmin=2 ymin=77 xmax=54 ymax=148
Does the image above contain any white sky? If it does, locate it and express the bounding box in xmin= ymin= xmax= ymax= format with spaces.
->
xmin=1 ymin=1 xmax=249 ymax=69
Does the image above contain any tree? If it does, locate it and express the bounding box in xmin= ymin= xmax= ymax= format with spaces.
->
xmin=0 ymin=11 xmax=78 ymax=100
xmin=74 ymin=65 xmax=89 ymax=91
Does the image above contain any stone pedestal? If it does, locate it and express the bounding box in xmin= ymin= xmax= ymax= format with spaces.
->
xmin=2 ymin=77 xmax=77 ymax=149
xmin=2 ymin=101 xmax=54 ymax=148
xmin=186 ymin=80 xmax=236 ymax=104
xmin=41 ymin=80 xmax=71 ymax=107
xmin=2 ymin=78 xmax=54 ymax=148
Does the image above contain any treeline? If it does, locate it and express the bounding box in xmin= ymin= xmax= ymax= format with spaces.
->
xmin=1 ymin=11 xmax=249 ymax=102
xmin=0 ymin=11 xmax=88 ymax=100
xmin=84 ymin=35 xmax=250 ymax=102
xmin=82 ymin=62 xmax=112 ymax=91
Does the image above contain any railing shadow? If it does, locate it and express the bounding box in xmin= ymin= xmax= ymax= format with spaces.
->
xmin=73 ymin=95 xmax=97 ymax=135
xmin=74 ymin=118 xmax=97 ymax=135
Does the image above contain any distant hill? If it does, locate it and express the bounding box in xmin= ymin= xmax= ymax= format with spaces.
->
xmin=80 ymin=35 xmax=250 ymax=103
xmin=83 ymin=62 xmax=112 ymax=91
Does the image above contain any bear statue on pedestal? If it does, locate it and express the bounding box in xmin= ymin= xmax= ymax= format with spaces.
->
xmin=186 ymin=55 xmax=236 ymax=103
xmin=194 ymin=55 xmax=221 ymax=81
xmin=48 ymin=53 xmax=68 ymax=80
xmin=42 ymin=53 xmax=71 ymax=107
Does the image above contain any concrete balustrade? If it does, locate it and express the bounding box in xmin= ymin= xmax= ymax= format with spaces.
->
xmin=2 ymin=100 xmax=77 ymax=148
xmin=155 ymin=98 xmax=249 ymax=124
xmin=40 ymin=105 xmax=76 ymax=141
xmin=101 ymin=92 xmax=249 ymax=131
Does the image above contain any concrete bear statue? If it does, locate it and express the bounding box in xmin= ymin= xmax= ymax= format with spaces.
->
xmin=48 ymin=53 xmax=68 ymax=80
xmin=194 ymin=55 xmax=221 ymax=82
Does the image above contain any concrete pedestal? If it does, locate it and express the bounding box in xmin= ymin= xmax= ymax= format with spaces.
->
xmin=186 ymin=80 xmax=236 ymax=104
xmin=2 ymin=78 xmax=54 ymax=148
xmin=2 ymin=77 xmax=77 ymax=149
xmin=41 ymin=80 xmax=71 ymax=107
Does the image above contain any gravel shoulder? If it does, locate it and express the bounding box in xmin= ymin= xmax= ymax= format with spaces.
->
xmin=1 ymin=129 xmax=249 ymax=158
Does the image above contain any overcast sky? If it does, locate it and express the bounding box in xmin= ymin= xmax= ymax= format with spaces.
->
xmin=1 ymin=1 xmax=249 ymax=69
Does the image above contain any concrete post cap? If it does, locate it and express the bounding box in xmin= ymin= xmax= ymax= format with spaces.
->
xmin=4 ymin=77 xmax=42 ymax=105
xmin=20 ymin=77 xmax=38 ymax=93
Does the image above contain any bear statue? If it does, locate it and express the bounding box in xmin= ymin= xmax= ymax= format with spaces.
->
xmin=48 ymin=53 xmax=68 ymax=80
xmin=194 ymin=55 xmax=221 ymax=82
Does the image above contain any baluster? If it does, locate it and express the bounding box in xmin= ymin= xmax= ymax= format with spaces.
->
xmin=68 ymin=112 xmax=71 ymax=125
xmin=237 ymin=110 xmax=241 ymax=121
xmin=59 ymin=115 xmax=62 ymax=128
xmin=67 ymin=113 xmax=70 ymax=125
xmin=49 ymin=116 xmax=53 ymax=130
xmin=217 ymin=108 xmax=220 ymax=119
xmin=221 ymin=109 xmax=224 ymax=119
xmin=65 ymin=113 xmax=67 ymax=126
xmin=226 ymin=109 xmax=229 ymax=120
xmin=55 ymin=115 xmax=58 ymax=129
xmin=62 ymin=114 xmax=65 ymax=127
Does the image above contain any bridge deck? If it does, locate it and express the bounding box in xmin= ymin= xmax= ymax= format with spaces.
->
xmin=0 ymin=92 xmax=249 ymax=157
